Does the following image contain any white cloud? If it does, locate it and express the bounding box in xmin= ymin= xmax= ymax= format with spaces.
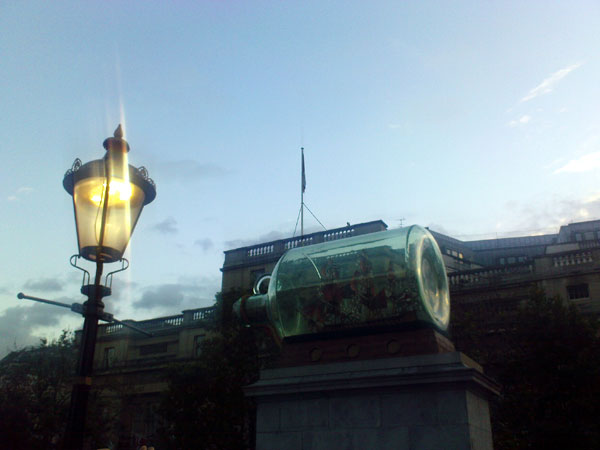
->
xmin=554 ymin=152 xmax=600 ymax=174
xmin=194 ymin=238 xmax=214 ymax=251
xmin=24 ymin=277 xmax=64 ymax=292
xmin=0 ymin=303 xmax=70 ymax=357
xmin=151 ymin=217 xmax=178 ymax=234
xmin=508 ymin=115 xmax=531 ymax=127
xmin=6 ymin=186 xmax=34 ymax=202
xmin=584 ymin=193 xmax=600 ymax=203
xmin=132 ymin=275 xmax=220 ymax=312
xmin=580 ymin=134 xmax=600 ymax=151
xmin=520 ymin=62 xmax=582 ymax=103
xmin=543 ymin=158 xmax=565 ymax=170
xmin=494 ymin=193 xmax=600 ymax=239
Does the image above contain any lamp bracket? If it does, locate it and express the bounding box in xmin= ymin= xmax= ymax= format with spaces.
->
xmin=70 ymin=255 xmax=91 ymax=287
xmin=105 ymin=258 xmax=129 ymax=289
xmin=70 ymin=255 xmax=129 ymax=290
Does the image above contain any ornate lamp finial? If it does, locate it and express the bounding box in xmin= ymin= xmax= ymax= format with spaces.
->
xmin=114 ymin=124 xmax=124 ymax=139
xmin=103 ymin=124 xmax=130 ymax=153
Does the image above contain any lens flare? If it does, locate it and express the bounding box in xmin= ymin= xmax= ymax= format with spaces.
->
xmin=90 ymin=180 xmax=133 ymax=205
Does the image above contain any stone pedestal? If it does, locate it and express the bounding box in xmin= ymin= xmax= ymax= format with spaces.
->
xmin=246 ymin=352 xmax=500 ymax=450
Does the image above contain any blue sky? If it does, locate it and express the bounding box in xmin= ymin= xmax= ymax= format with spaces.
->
xmin=1 ymin=1 xmax=599 ymax=355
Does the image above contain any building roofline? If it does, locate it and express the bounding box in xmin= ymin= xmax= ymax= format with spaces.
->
xmin=223 ymin=220 xmax=388 ymax=254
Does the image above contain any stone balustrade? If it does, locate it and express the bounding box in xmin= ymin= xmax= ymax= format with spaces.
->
xmin=98 ymin=306 xmax=216 ymax=336
xmin=448 ymin=264 xmax=533 ymax=287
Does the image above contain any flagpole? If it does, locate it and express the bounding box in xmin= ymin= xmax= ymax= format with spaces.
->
xmin=301 ymin=147 xmax=304 ymax=237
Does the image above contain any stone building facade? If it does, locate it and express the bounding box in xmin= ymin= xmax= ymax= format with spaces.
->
xmin=431 ymin=219 xmax=600 ymax=318
xmin=87 ymin=307 xmax=215 ymax=447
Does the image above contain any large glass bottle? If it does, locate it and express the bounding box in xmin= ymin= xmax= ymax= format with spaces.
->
xmin=236 ymin=225 xmax=450 ymax=340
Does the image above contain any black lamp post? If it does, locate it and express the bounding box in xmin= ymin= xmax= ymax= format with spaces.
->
xmin=61 ymin=125 xmax=156 ymax=449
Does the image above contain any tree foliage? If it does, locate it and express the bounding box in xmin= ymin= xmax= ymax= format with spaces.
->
xmin=0 ymin=330 xmax=120 ymax=449
xmin=0 ymin=331 xmax=76 ymax=450
xmin=452 ymin=290 xmax=600 ymax=449
xmin=156 ymin=289 xmax=262 ymax=450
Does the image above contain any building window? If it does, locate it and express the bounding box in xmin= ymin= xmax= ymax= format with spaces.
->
xmin=139 ymin=342 xmax=168 ymax=356
xmin=499 ymin=258 xmax=505 ymax=265
xmin=104 ymin=347 xmax=115 ymax=369
xmin=507 ymin=257 xmax=516 ymax=264
xmin=567 ymin=284 xmax=589 ymax=300
xmin=194 ymin=334 xmax=205 ymax=357
xmin=575 ymin=233 xmax=583 ymax=242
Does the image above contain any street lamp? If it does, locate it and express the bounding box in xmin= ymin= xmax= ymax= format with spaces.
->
xmin=61 ymin=125 xmax=156 ymax=449
xmin=64 ymin=124 xmax=156 ymax=263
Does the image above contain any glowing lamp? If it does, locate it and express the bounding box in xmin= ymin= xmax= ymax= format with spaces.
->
xmin=63 ymin=125 xmax=156 ymax=263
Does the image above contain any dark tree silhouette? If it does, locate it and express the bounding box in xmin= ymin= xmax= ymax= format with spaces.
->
xmin=156 ymin=289 xmax=265 ymax=450
xmin=0 ymin=331 xmax=75 ymax=450
xmin=452 ymin=289 xmax=600 ymax=449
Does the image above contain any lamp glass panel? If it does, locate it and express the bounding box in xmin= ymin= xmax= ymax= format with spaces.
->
xmin=73 ymin=176 xmax=145 ymax=261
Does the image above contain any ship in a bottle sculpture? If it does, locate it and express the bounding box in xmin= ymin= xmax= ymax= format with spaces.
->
xmin=235 ymin=225 xmax=450 ymax=341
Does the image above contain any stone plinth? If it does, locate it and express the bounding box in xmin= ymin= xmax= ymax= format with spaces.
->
xmin=246 ymin=352 xmax=499 ymax=450
xmin=278 ymin=328 xmax=455 ymax=367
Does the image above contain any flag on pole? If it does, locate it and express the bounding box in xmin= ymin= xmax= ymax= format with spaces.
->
xmin=301 ymin=147 xmax=306 ymax=193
